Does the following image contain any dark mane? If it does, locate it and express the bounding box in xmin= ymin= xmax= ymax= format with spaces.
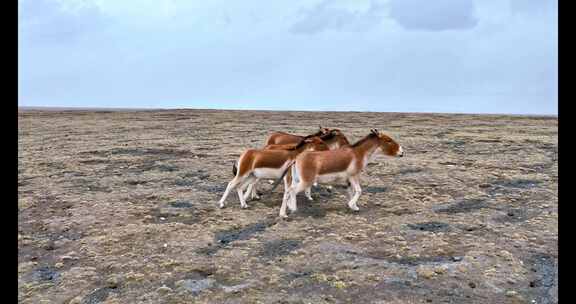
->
xmin=288 ymin=139 xmax=308 ymax=150
xmin=318 ymin=132 xmax=335 ymax=140
xmin=305 ymin=129 xmax=325 ymax=139
xmin=351 ymin=133 xmax=378 ymax=147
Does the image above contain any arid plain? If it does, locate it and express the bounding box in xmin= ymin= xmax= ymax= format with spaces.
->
xmin=18 ymin=109 xmax=557 ymax=304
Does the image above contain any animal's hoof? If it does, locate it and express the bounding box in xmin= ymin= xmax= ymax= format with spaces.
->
xmin=306 ymin=197 xmax=314 ymax=201
xmin=279 ymin=214 xmax=288 ymax=219
xmin=349 ymin=205 xmax=360 ymax=211
xmin=254 ymin=195 xmax=261 ymax=200
xmin=241 ymin=204 xmax=249 ymax=209
xmin=219 ymin=204 xmax=225 ymax=209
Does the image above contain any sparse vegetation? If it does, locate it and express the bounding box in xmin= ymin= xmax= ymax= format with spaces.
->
xmin=18 ymin=109 xmax=557 ymax=303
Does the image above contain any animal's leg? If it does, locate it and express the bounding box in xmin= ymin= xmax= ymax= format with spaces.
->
xmin=282 ymin=166 xmax=297 ymax=214
xmin=305 ymin=187 xmax=313 ymax=201
xmin=237 ymin=187 xmax=247 ymax=209
xmin=251 ymin=179 xmax=260 ymax=200
xmin=218 ymin=176 xmax=243 ymax=208
xmin=346 ymin=177 xmax=362 ymax=211
xmin=347 ymin=184 xmax=354 ymax=199
xmin=280 ymin=182 xmax=303 ymax=217
xmin=243 ymin=182 xmax=253 ymax=201
xmin=279 ymin=185 xmax=293 ymax=218
xmin=287 ymin=164 xmax=301 ymax=209
xmin=286 ymin=166 xmax=293 ymax=187
xmin=281 ymin=175 xmax=291 ymax=206
xmin=238 ymin=176 xmax=256 ymax=208
xmin=243 ymin=178 xmax=259 ymax=201
xmin=290 ymin=164 xmax=299 ymax=187
xmin=288 ymin=182 xmax=310 ymax=212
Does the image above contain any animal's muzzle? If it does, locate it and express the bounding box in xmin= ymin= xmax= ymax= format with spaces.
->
xmin=397 ymin=147 xmax=404 ymax=157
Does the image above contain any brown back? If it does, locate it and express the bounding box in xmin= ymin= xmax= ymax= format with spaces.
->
xmin=252 ymin=150 xmax=293 ymax=169
xmin=265 ymin=143 xmax=299 ymax=150
xmin=265 ymin=132 xmax=303 ymax=146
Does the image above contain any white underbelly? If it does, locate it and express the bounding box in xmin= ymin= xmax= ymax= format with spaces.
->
xmin=316 ymin=171 xmax=349 ymax=184
xmin=253 ymin=168 xmax=285 ymax=179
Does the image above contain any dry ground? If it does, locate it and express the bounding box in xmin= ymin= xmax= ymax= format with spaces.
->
xmin=18 ymin=109 xmax=557 ymax=304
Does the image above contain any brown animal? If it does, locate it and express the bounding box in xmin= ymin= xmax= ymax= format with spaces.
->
xmin=242 ymin=136 xmax=331 ymax=201
xmin=264 ymin=126 xmax=330 ymax=146
xmin=218 ymin=137 xmax=330 ymax=209
xmin=279 ymin=129 xmax=404 ymax=217
xmin=235 ymin=129 xmax=352 ymax=201
xmin=317 ymin=128 xmax=351 ymax=149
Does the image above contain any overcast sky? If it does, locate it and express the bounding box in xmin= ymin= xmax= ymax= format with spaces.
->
xmin=18 ymin=0 xmax=557 ymax=114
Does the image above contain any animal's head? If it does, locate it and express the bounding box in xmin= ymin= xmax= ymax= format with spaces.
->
xmin=318 ymin=125 xmax=331 ymax=135
xmin=329 ymin=129 xmax=345 ymax=137
xmin=303 ymin=136 xmax=330 ymax=151
xmin=307 ymin=126 xmax=331 ymax=138
xmin=370 ymin=129 xmax=404 ymax=157
xmin=320 ymin=128 xmax=350 ymax=147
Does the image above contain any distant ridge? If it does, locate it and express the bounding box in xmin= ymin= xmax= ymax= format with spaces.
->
xmin=18 ymin=106 xmax=161 ymax=112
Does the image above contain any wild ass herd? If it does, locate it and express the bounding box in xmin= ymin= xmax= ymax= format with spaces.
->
xmin=218 ymin=127 xmax=404 ymax=218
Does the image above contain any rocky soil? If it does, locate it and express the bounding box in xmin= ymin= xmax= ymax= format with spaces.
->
xmin=18 ymin=109 xmax=557 ymax=304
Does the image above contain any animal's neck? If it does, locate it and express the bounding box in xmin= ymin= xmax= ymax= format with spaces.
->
xmin=326 ymin=135 xmax=350 ymax=148
xmin=338 ymin=136 xmax=351 ymax=147
xmin=288 ymin=144 xmax=308 ymax=157
xmin=353 ymin=137 xmax=379 ymax=166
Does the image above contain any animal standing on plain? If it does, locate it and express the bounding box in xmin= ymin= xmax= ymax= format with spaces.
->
xmin=279 ymin=129 xmax=404 ymax=218
xmin=241 ymin=136 xmax=330 ymax=201
xmin=218 ymin=137 xmax=330 ymax=209
xmin=240 ymin=129 xmax=352 ymax=201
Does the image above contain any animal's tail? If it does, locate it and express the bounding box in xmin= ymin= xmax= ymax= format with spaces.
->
xmin=232 ymin=161 xmax=238 ymax=176
xmin=267 ymin=160 xmax=295 ymax=194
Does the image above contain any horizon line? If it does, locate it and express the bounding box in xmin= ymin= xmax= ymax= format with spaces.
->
xmin=17 ymin=105 xmax=559 ymax=117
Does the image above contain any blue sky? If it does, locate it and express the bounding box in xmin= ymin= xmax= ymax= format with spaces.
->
xmin=18 ymin=0 xmax=557 ymax=114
